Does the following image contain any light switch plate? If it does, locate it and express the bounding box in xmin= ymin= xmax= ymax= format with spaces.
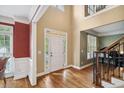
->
xmin=38 ymin=51 xmax=41 ymax=54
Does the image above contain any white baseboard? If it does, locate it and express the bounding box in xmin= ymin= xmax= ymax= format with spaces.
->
xmin=72 ymin=63 xmax=93 ymax=70
xmin=37 ymin=65 xmax=72 ymax=77
xmin=72 ymin=65 xmax=81 ymax=69
xmin=37 ymin=72 xmax=47 ymax=77
xmin=14 ymin=72 xmax=28 ymax=80
xmin=64 ymin=65 xmax=73 ymax=69
xmin=80 ymin=63 xmax=93 ymax=70
xmin=37 ymin=63 xmax=93 ymax=77
xmin=5 ymin=73 xmax=14 ymax=78
xmin=28 ymin=58 xmax=33 ymax=84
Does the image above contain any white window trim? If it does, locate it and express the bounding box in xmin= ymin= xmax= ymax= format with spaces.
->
xmin=84 ymin=5 xmax=120 ymax=20
xmin=87 ymin=34 xmax=97 ymax=60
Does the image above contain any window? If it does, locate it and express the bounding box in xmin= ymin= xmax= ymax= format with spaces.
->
xmin=0 ymin=25 xmax=12 ymax=57
xmin=87 ymin=35 xmax=97 ymax=59
xmin=0 ymin=24 xmax=13 ymax=76
xmin=85 ymin=5 xmax=110 ymax=16
xmin=0 ymin=35 xmax=10 ymax=57
xmin=54 ymin=5 xmax=64 ymax=11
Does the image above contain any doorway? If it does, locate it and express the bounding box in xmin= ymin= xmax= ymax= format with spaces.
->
xmin=44 ymin=28 xmax=67 ymax=73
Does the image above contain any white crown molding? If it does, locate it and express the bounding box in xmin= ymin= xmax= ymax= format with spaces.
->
xmin=0 ymin=5 xmax=49 ymax=24
xmin=0 ymin=10 xmax=14 ymax=19
xmin=85 ymin=30 xmax=99 ymax=36
xmin=14 ymin=16 xmax=29 ymax=24
xmin=87 ymin=29 xmax=124 ymax=37
xmin=98 ymin=30 xmax=124 ymax=36
xmin=28 ymin=5 xmax=39 ymax=22
xmin=0 ymin=9 xmax=30 ymax=24
xmin=0 ymin=14 xmax=15 ymax=24
xmin=32 ymin=5 xmax=49 ymax=23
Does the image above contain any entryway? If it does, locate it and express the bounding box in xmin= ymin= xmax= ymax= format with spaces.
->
xmin=44 ymin=28 xmax=67 ymax=73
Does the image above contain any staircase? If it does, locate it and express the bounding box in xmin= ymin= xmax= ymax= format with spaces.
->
xmin=93 ymin=36 xmax=124 ymax=88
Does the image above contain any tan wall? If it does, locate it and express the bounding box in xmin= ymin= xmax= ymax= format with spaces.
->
xmin=72 ymin=5 xmax=124 ymax=67
xmin=37 ymin=6 xmax=73 ymax=73
xmin=37 ymin=5 xmax=124 ymax=73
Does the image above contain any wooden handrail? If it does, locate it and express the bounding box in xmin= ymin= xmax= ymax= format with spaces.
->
xmin=101 ymin=36 xmax=124 ymax=52
xmin=93 ymin=36 xmax=124 ymax=87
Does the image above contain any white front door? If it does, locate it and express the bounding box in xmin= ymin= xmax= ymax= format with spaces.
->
xmin=49 ymin=36 xmax=65 ymax=72
xmin=44 ymin=30 xmax=67 ymax=73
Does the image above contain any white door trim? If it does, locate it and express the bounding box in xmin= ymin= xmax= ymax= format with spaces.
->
xmin=44 ymin=28 xmax=68 ymax=73
xmin=29 ymin=5 xmax=49 ymax=86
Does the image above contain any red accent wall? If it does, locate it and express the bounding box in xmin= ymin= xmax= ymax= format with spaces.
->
xmin=13 ymin=22 xmax=30 ymax=58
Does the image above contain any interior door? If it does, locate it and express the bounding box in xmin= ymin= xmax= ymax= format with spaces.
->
xmin=49 ymin=35 xmax=65 ymax=72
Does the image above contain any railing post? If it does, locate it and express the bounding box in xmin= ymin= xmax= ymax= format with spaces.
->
xmin=106 ymin=51 xmax=110 ymax=81
xmin=118 ymin=43 xmax=121 ymax=78
xmin=112 ymin=48 xmax=115 ymax=76
xmin=93 ymin=52 xmax=95 ymax=84
xmin=93 ymin=52 xmax=101 ymax=86
xmin=103 ymin=52 xmax=106 ymax=80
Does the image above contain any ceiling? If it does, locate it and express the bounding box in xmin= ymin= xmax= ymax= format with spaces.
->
xmin=0 ymin=5 xmax=33 ymax=22
xmin=93 ymin=21 xmax=124 ymax=33
xmin=87 ymin=21 xmax=124 ymax=36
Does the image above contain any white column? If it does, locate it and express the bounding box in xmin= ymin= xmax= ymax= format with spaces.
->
xmin=29 ymin=22 xmax=37 ymax=86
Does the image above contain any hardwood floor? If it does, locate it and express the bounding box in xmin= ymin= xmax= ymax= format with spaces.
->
xmin=0 ymin=66 xmax=95 ymax=88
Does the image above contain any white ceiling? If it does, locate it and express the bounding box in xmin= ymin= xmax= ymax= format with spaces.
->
xmin=0 ymin=5 xmax=33 ymax=22
xmin=93 ymin=21 xmax=124 ymax=33
xmin=87 ymin=21 xmax=124 ymax=36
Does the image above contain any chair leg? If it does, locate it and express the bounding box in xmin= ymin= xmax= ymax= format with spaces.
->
xmin=3 ymin=77 xmax=6 ymax=88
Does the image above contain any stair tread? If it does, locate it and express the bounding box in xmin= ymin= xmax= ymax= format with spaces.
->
xmin=111 ymin=77 xmax=124 ymax=85
xmin=113 ymin=84 xmax=124 ymax=88
xmin=102 ymin=80 xmax=115 ymax=88
xmin=102 ymin=77 xmax=124 ymax=88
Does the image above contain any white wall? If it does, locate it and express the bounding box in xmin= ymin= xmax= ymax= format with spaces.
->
xmin=28 ymin=22 xmax=37 ymax=86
